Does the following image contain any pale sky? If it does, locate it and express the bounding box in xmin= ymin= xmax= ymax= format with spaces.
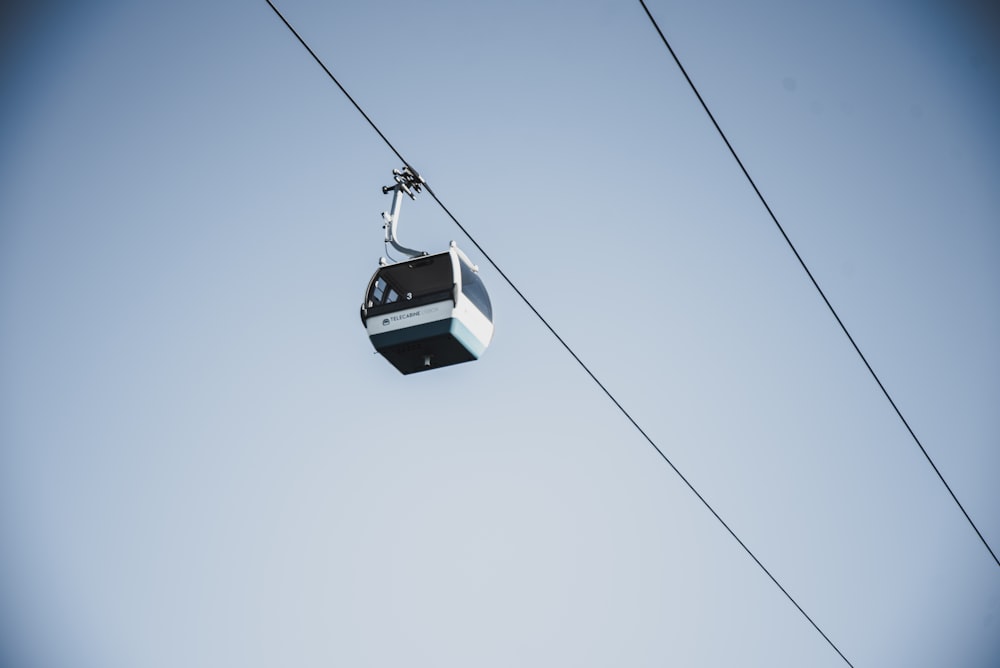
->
xmin=1 ymin=1 xmax=998 ymax=667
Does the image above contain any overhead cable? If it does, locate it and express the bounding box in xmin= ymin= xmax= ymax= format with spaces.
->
xmin=636 ymin=0 xmax=999 ymax=571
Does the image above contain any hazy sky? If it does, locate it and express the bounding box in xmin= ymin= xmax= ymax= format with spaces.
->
xmin=1 ymin=1 xmax=998 ymax=667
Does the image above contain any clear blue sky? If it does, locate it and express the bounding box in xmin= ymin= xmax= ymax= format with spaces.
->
xmin=1 ymin=1 xmax=998 ymax=667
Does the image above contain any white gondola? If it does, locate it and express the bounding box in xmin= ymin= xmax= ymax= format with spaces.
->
xmin=360 ymin=167 xmax=494 ymax=374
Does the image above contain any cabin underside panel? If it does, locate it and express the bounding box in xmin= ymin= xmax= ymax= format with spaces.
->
xmin=369 ymin=318 xmax=487 ymax=375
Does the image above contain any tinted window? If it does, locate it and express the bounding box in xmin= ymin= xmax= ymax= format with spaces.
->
xmin=381 ymin=253 xmax=453 ymax=297
xmin=368 ymin=276 xmax=402 ymax=307
xmin=460 ymin=262 xmax=492 ymax=319
xmin=373 ymin=277 xmax=387 ymax=303
xmin=366 ymin=253 xmax=455 ymax=315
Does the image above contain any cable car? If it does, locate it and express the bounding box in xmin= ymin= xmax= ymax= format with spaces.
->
xmin=360 ymin=167 xmax=494 ymax=374
xmin=361 ymin=244 xmax=494 ymax=374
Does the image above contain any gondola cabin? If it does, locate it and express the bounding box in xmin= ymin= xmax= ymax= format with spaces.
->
xmin=361 ymin=243 xmax=494 ymax=374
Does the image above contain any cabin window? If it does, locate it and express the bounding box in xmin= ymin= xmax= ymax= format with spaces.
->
xmin=460 ymin=262 xmax=492 ymax=319
xmin=370 ymin=277 xmax=401 ymax=306
xmin=367 ymin=252 xmax=458 ymax=313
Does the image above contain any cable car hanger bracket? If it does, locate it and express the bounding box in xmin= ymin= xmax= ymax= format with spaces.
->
xmin=381 ymin=166 xmax=427 ymax=260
